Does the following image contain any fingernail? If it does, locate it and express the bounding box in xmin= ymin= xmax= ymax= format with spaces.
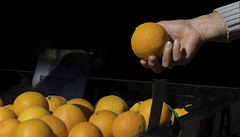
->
xmin=166 ymin=41 xmax=172 ymax=48
xmin=174 ymin=39 xmax=182 ymax=51
xmin=148 ymin=55 xmax=156 ymax=63
xmin=174 ymin=39 xmax=180 ymax=46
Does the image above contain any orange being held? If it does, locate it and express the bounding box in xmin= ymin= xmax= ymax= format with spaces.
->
xmin=67 ymin=98 xmax=94 ymax=120
xmin=89 ymin=110 xmax=118 ymax=137
xmin=40 ymin=115 xmax=68 ymax=137
xmin=112 ymin=110 xmax=146 ymax=137
xmin=131 ymin=22 xmax=169 ymax=61
xmin=52 ymin=104 xmax=87 ymax=132
xmin=13 ymin=91 xmax=49 ymax=116
xmin=68 ymin=122 xmax=103 ymax=137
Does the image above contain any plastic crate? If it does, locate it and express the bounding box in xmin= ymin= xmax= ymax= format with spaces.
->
xmin=84 ymin=77 xmax=240 ymax=137
xmin=1 ymin=70 xmax=240 ymax=137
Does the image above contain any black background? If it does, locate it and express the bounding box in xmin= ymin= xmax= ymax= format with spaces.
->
xmin=1 ymin=0 xmax=240 ymax=87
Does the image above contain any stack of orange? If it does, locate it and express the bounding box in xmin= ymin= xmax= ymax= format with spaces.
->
xmin=0 ymin=91 xmax=95 ymax=137
xmin=0 ymin=90 xmax=173 ymax=137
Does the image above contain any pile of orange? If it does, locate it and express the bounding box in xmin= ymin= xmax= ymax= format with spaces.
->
xmin=0 ymin=89 xmax=172 ymax=137
xmin=0 ymin=91 xmax=90 ymax=137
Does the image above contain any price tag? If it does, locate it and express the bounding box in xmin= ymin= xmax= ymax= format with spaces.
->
xmin=32 ymin=49 xmax=92 ymax=100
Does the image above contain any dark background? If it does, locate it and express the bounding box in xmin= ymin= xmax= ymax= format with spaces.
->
xmin=1 ymin=0 xmax=240 ymax=87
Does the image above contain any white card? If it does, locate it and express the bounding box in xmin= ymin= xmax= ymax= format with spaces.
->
xmin=32 ymin=49 xmax=92 ymax=100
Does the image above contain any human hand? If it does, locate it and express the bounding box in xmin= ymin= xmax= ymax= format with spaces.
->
xmin=140 ymin=20 xmax=203 ymax=73
xmin=140 ymin=12 xmax=227 ymax=73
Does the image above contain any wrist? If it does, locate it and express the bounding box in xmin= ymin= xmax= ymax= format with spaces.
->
xmin=189 ymin=12 xmax=227 ymax=43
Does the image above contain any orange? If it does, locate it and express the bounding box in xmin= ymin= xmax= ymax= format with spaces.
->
xmin=0 ymin=107 xmax=17 ymax=122
xmin=94 ymin=95 xmax=128 ymax=115
xmin=52 ymin=104 xmax=87 ymax=132
xmin=4 ymin=104 xmax=13 ymax=110
xmin=17 ymin=106 xmax=51 ymax=122
xmin=13 ymin=91 xmax=49 ymax=116
xmin=40 ymin=115 xmax=68 ymax=137
xmin=46 ymin=95 xmax=66 ymax=113
xmin=53 ymin=95 xmax=68 ymax=103
xmin=129 ymin=101 xmax=143 ymax=111
xmin=112 ymin=111 xmax=146 ymax=137
xmin=131 ymin=22 xmax=169 ymax=60
xmin=68 ymin=122 xmax=103 ymax=137
xmin=136 ymin=99 xmax=171 ymax=129
xmin=0 ymin=118 xmax=20 ymax=137
xmin=67 ymin=98 xmax=94 ymax=120
xmin=89 ymin=110 xmax=118 ymax=137
xmin=14 ymin=119 xmax=54 ymax=137
xmin=0 ymin=97 xmax=4 ymax=107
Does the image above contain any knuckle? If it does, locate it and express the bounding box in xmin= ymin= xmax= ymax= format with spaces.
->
xmin=173 ymin=56 xmax=181 ymax=62
xmin=162 ymin=62 xmax=170 ymax=68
